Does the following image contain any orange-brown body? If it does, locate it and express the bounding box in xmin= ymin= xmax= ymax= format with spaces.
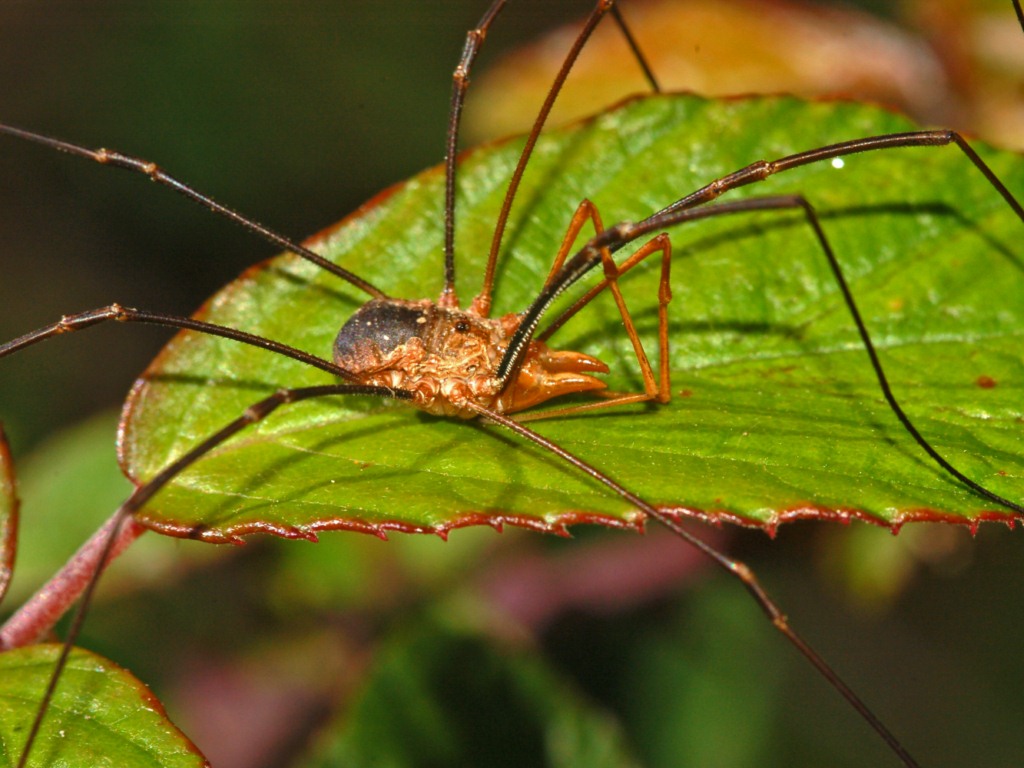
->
xmin=333 ymin=298 xmax=608 ymax=418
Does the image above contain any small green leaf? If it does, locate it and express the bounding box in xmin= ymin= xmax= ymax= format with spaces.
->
xmin=0 ymin=406 xmax=202 ymax=768
xmin=120 ymin=95 xmax=1024 ymax=541
xmin=0 ymin=645 xmax=208 ymax=768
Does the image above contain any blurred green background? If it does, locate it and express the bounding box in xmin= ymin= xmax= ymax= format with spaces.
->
xmin=0 ymin=1 xmax=1022 ymax=767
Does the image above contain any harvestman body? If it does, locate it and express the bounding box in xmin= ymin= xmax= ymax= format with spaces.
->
xmin=1 ymin=1 xmax=1023 ymax=766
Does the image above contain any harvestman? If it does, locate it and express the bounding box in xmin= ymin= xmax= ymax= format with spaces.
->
xmin=1 ymin=1 xmax=1023 ymax=765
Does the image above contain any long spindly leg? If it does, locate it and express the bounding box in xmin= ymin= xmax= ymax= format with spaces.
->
xmin=469 ymin=399 xmax=921 ymax=768
xmin=0 ymin=304 xmax=352 ymax=379
xmin=517 ymin=199 xmax=672 ymax=423
xmin=542 ymin=200 xmax=674 ymax=400
xmin=5 ymin=382 xmax=412 ymax=768
xmin=454 ymin=0 xmax=660 ymax=315
xmin=648 ymin=130 xmax=1023 ymax=227
xmin=0 ymin=124 xmax=384 ymax=299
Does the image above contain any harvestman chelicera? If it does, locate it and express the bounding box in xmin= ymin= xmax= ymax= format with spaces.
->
xmin=1 ymin=1 xmax=1023 ymax=766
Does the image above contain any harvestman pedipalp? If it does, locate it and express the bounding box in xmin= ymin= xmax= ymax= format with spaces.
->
xmin=1 ymin=1 xmax=1023 ymax=765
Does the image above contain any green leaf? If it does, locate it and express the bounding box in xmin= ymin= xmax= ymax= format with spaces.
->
xmin=0 ymin=645 xmax=208 ymax=768
xmin=120 ymin=94 xmax=1024 ymax=541
xmin=306 ymin=615 xmax=641 ymax=768
xmin=0 ymin=417 xmax=204 ymax=768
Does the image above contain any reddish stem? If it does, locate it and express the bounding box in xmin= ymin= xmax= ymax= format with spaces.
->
xmin=0 ymin=510 xmax=146 ymax=649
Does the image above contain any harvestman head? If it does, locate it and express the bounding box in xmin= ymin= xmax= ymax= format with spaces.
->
xmin=0 ymin=1 xmax=1023 ymax=765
